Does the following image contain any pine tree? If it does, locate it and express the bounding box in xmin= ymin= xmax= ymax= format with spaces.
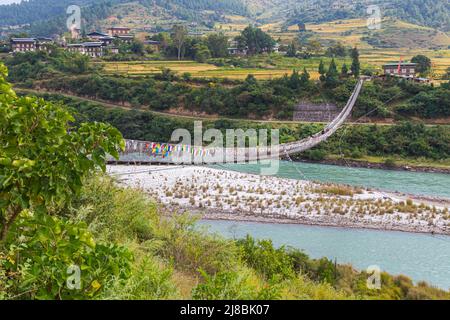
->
xmin=300 ymin=67 xmax=310 ymax=84
xmin=325 ymin=59 xmax=339 ymax=87
xmin=351 ymin=47 xmax=360 ymax=78
xmin=318 ymin=60 xmax=326 ymax=82
xmin=341 ymin=63 xmax=349 ymax=77
xmin=289 ymin=69 xmax=301 ymax=89
xmin=287 ymin=42 xmax=296 ymax=57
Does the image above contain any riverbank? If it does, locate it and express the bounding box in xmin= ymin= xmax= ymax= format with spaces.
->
xmin=108 ymin=165 xmax=450 ymax=235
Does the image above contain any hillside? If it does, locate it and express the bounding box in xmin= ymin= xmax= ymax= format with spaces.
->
xmin=0 ymin=0 xmax=100 ymax=27
xmin=0 ymin=0 xmax=248 ymax=35
xmin=249 ymin=0 xmax=450 ymax=32
xmin=0 ymin=0 xmax=449 ymax=35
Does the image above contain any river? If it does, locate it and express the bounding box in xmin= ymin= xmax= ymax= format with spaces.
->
xmin=213 ymin=161 xmax=450 ymax=199
xmin=203 ymin=161 xmax=450 ymax=289
xmin=199 ymin=220 xmax=450 ymax=290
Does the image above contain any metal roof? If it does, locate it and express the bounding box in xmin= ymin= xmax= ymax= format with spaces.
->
xmin=82 ymin=42 xmax=103 ymax=47
xmin=11 ymin=38 xmax=37 ymax=42
xmin=87 ymin=32 xmax=109 ymax=37
xmin=383 ymin=62 xmax=417 ymax=67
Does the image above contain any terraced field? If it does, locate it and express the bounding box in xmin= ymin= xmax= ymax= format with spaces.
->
xmin=100 ymin=60 xmax=323 ymax=80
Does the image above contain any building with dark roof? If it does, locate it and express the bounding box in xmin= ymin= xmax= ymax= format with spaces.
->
xmin=383 ymin=62 xmax=417 ymax=77
xmin=87 ymin=32 xmax=109 ymax=40
xmin=108 ymin=27 xmax=131 ymax=36
xmin=67 ymin=41 xmax=104 ymax=57
xmin=11 ymin=38 xmax=37 ymax=52
xmin=114 ymin=34 xmax=134 ymax=44
xmin=10 ymin=37 xmax=54 ymax=53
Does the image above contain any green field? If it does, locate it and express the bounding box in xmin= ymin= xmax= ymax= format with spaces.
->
xmin=99 ymin=56 xmax=361 ymax=80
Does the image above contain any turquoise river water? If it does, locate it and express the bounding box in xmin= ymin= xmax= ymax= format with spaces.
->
xmin=202 ymin=161 xmax=450 ymax=289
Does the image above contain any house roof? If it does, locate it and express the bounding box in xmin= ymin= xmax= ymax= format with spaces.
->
xmin=37 ymin=37 xmax=53 ymax=42
xmin=383 ymin=62 xmax=417 ymax=67
xmin=87 ymin=32 xmax=109 ymax=37
xmin=144 ymin=40 xmax=160 ymax=45
xmin=67 ymin=42 xmax=103 ymax=47
xmin=83 ymin=42 xmax=103 ymax=47
xmin=11 ymin=38 xmax=37 ymax=42
xmin=114 ymin=35 xmax=134 ymax=38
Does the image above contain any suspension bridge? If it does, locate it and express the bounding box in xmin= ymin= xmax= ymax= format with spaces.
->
xmin=113 ymin=78 xmax=366 ymax=164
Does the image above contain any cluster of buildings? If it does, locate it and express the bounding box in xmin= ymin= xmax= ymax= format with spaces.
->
xmin=10 ymin=27 xmax=136 ymax=57
xmin=6 ymin=28 xmax=430 ymax=84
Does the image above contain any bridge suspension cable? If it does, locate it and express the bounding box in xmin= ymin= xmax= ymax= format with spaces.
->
xmin=117 ymin=78 xmax=366 ymax=164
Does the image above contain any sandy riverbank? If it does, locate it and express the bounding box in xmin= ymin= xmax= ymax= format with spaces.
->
xmin=107 ymin=165 xmax=450 ymax=235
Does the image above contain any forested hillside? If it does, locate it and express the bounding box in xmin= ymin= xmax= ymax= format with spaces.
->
xmin=0 ymin=0 xmax=96 ymax=26
xmin=147 ymin=0 xmax=248 ymax=20
xmin=280 ymin=0 xmax=450 ymax=32
xmin=0 ymin=0 xmax=448 ymax=34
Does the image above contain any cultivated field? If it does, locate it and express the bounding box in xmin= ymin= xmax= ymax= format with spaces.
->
xmin=100 ymin=60 xmax=323 ymax=80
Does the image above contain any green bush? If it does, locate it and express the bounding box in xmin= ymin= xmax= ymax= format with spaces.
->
xmin=237 ymin=236 xmax=295 ymax=280
xmin=192 ymin=269 xmax=281 ymax=300
xmin=1 ymin=211 xmax=132 ymax=300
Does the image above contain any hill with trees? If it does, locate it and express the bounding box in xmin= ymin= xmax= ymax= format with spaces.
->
xmin=0 ymin=0 xmax=448 ymax=35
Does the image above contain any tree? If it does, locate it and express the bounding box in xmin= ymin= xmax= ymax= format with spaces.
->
xmin=289 ymin=70 xmax=301 ymax=89
xmin=194 ymin=43 xmax=211 ymax=63
xmin=237 ymin=25 xmax=275 ymax=55
xmin=206 ymin=33 xmax=229 ymax=58
xmin=0 ymin=63 xmax=125 ymax=242
xmin=318 ymin=60 xmax=326 ymax=82
xmin=411 ymin=55 xmax=432 ymax=74
xmin=130 ymin=40 xmax=144 ymax=55
xmin=306 ymin=39 xmax=322 ymax=55
xmin=341 ymin=63 xmax=349 ymax=77
xmin=326 ymin=42 xmax=347 ymax=57
xmin=300 ymin=67 xmax=310 ymax=85
xmin=286 ymin=39 xmax=300 ymax=57
xmin=444 ymin=67 xmax=450 ymax=80
xmin=351 ymin=47 xmax=360 ymax=78
xmin=325 ymin=59 xmax=339 ymax=88
xmin=171 ymin=25 xmax=188 ymax=60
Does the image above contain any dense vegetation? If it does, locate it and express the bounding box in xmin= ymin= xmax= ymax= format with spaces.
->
xmin=3 ymin=50 xmax=93 ymax=83
xmin=28 ymin=93 xmax=450 ymax=163
xmin=284 ymin=0 xmax=450 ymax=32
xmin=3 ymin=48 xmax=449 ymax=165
xmin=4 ymin=48 xmax=449 ymax=124
xmin=0 ymin=0 xmax=127 ymax=36
xmin=24 ymin=67 xmax=450 ymax=121
xmin=0 ymin=0 xmax=96 ymax=27
xmin=146 ymin=25 xmax=275 ymax=62
xmin=29 ymin=72 xmax=312 ymax=119
xmin=148 ymin=0 xmax=248 ymax=21
xmin=1 ymin=0 xmax=448 ymax=33
xmin=0 ymin=0 xmax=247 ymax=35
